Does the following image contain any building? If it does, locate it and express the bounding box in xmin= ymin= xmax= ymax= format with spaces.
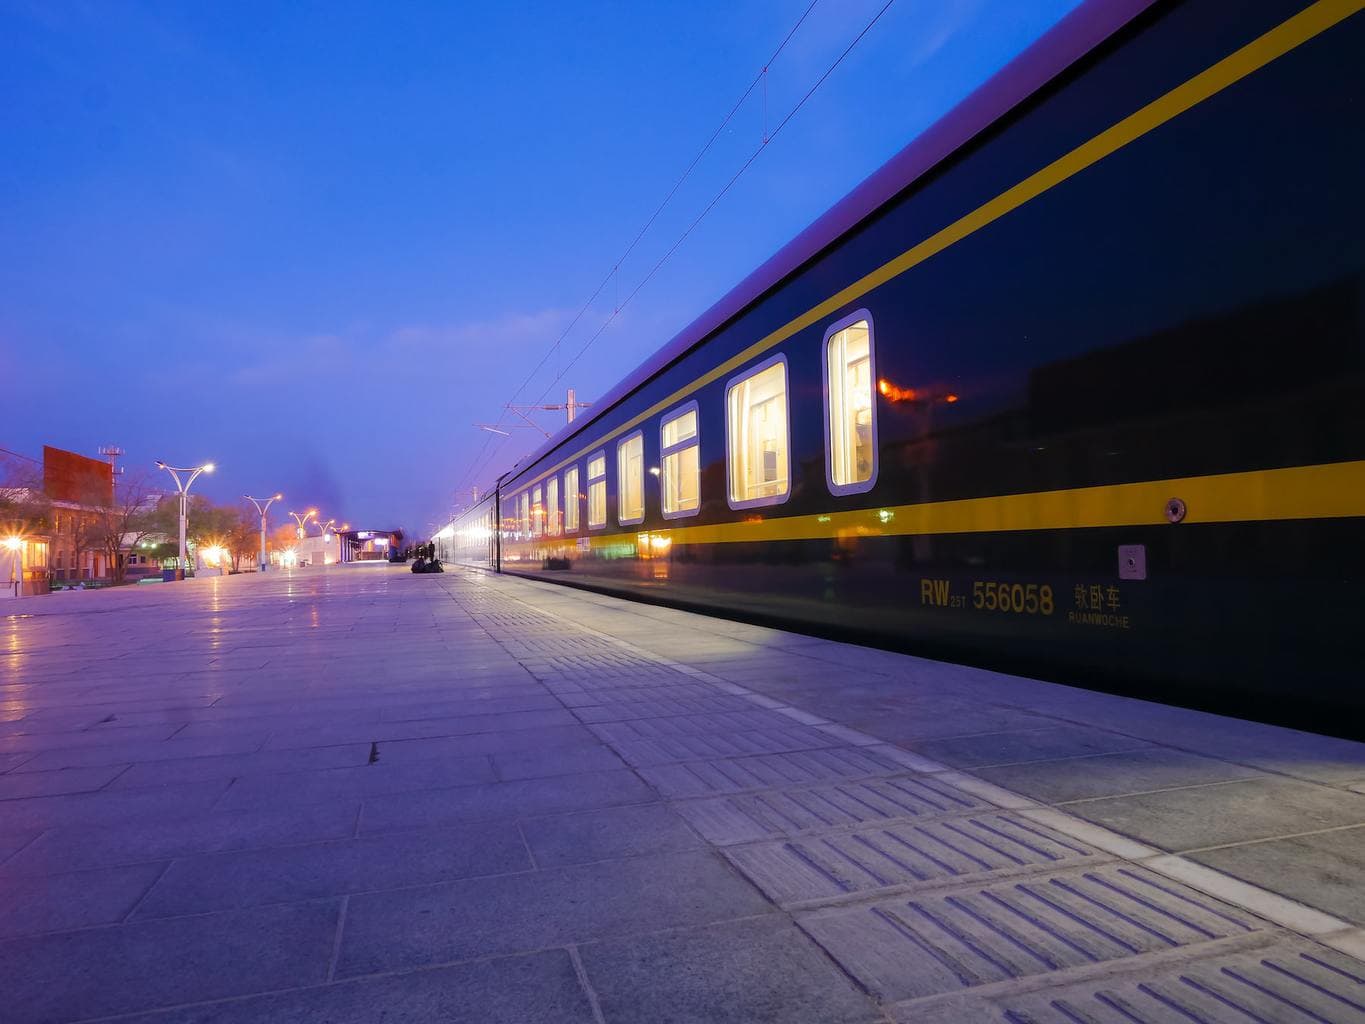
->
xmin=338 ymin=529 xmax=402 ymax=562
xmin=43 ymin=446 xmax=116 ymax=583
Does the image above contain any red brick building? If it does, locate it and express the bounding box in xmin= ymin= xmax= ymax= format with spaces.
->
xmin=43 ymin=446 xmax=116 ymax=582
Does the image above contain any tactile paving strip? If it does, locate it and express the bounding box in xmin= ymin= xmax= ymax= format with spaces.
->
xmin=608 ymin=727 xmax=846 ymax=766
xmin=893 ymin=940 xmax=1365 ymax=1023
xmin=556 ymin=683 xmax=734 ymax=707
xmin=536 ymin=654 xmax=695 ymax=686
xmin=638 ymin=746 xmax=915 ymax=798
xmin=728 ymin=813 xmax=1096 ymax=905
xmin=571 ymin=694 xmax=759 ymax=721
xmin=673 ymin=775 xmax=992 ymax=845
xmin=498 ymin=634 xmax=621 ymax=655
xmin=802 ymin=862 xmax=1268 ymax=1004
xmin=588 ymin=710 xmax=810 ymax=742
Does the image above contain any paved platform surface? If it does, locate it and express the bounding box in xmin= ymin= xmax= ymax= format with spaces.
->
xmin=2 ymin=564 xmax=1364 ymax=1023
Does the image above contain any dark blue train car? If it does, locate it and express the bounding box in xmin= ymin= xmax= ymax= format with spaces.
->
xmin=439 ymin=0 xmax=1365 ymax=733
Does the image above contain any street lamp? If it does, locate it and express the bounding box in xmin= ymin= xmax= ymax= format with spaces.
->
xmin=289 ymin=508 xmax=317 ymax=540
xmin=244 ymin=493 xmax=282 ymax=573
xmin=154 ymin=460 xmax=215 ymax=580
xmin=4 ymin=536 xmax=22 ymax=599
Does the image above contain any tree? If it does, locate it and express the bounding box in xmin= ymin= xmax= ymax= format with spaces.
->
xmin=225 ymin=507 xmax=260 ymax=571
xmin=269 ymin=522 xmax=299 ymax=564
xmin=0 ymin=452 xmax=51 ymax=540
xmin=87 ymin=472 xmax=159 ymax=583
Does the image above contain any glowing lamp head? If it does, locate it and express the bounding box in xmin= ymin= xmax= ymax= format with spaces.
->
xmin=3 ymin=536 xmax=21 ymax=551
xmin=274 ymin=494 xmax=283 ymax=500
xmin=202 ymin=463 xmax=215 ymax=473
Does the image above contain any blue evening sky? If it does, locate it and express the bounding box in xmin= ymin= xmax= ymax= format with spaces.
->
xmin=1 ymin=0 xmax=1080 ymax=535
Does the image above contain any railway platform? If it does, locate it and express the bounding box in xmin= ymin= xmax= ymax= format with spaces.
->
xmin=2 ymin=563 xmax=1363 ymax=1023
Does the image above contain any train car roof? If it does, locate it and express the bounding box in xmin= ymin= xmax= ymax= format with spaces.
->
xmin=500 ymin=0 xmax=1158 ymax=486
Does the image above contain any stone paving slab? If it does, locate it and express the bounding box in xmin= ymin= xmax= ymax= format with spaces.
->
xmin=111 ymin=950 xmax=603 ymax=1024
xmin=0 ymin=898 xmax=342 ymax=1024
xmin=2 ymin=563 xmax=1364 ymax=1022
xmin=334 ymin=850 xmax=774 ymax=977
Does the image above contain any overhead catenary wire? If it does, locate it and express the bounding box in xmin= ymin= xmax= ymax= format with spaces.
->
xmin=530 ymin=0 xmax=898 ymax=403
xmin=458 ymin=0 xmax=897 ymax=504
xmin=452 ymin=1 xmax=822 ymax=505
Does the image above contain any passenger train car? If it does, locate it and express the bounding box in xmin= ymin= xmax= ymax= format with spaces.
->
xmin=438 ymin=0 xmax=1365 ymax=733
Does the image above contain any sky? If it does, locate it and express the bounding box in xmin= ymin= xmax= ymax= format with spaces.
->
xmin=1 ymin=0 xmax=1081 ymax=537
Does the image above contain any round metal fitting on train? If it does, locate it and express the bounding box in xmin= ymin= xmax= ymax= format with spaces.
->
xmin=1165 ymin=497 xmax=1187 ymax=524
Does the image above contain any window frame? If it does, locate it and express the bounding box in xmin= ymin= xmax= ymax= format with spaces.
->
xmin=822 ymin=309 xmax=880 ymax=497
xmin=586 ymin=450 xmax=608 ymax=531
xmin=563 ymin=466 xmax=580 ymax=533
xmin=546 ymin=476 xmax=560 ymax=536
xmin=659 ymin=400 xmax=702 ymax=520
xmin=615 ymin=429 xmax=646 ymax=527
xmin=724 ymin=352 xmax=792 ymax=511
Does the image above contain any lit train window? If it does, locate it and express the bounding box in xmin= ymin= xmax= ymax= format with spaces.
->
xmin=726 ymin=355 xmax=790 ymax=509
xmin=587 ymin=452 xmax=607 ymax=529
xmin=617 ymin=431 xmax=645 ymax=526
xmin=531 ymin=486 xmax=544 ymax=536
xmin=564 ymin=466 xmax=580 ymax=532
xmin=660 ymin=402 xmax=700 ymax=519
xmin=547 ymin=477 xmax=560 ymax=535
xmin=519 ymin=492 xmax=530 ymax=536
xmin=824 ymin=312 xmax=878 ymax=494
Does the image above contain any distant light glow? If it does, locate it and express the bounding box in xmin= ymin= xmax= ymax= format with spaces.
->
xmin=3 ymin=537 xmax=21 ymax=551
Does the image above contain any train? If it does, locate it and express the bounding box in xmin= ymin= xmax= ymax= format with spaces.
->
xmin=437 ymin=0 xmax=1365 ymax=734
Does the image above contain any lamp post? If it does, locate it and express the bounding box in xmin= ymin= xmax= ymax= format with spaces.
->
xmin=289 ymin=509 xmax=317 ymax=540
xmin=154 ymin=460 xmax=214 ymax=580
xmin=244 ymin=493 xmax=282 ymax=573
xmin=4 ymin=536 xmax=22 ymax=599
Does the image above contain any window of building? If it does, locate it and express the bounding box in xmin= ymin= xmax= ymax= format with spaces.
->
xmin=824 ymin=312 xmax=878 ymax=494
xmin=616 ymin=431 xmax=645 ymax=525
xmin=564 ymin=467 xmax=580 ymax=532
xmin=726 ymin=355 xmax=790 ymax=509
xmin=660 ymin=402 xmax=700 ymax=518
xmin=547 ymin=477 xmax=560 ymax=535
xmin=531 ymin=486 xmax=544 ymax=535
xmin=587 ymin=453 xmax=607 ymax=529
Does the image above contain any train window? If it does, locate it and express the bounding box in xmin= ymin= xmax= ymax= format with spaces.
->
xmin=660 ymin=402 xmax=700 ymax=519
xmin=564 ymin=467 xmax=580 ymax=532
xmin=519 ymin=492 xmax=530 ymax=536
xmin=531 ymin=486 xmax=544 ymax=536
xmin=726 ymin=354 xmax=790 ymax=509
xmin=587 ymin=452 xmax=607 ymax=529
xmin=547 ymin=476 xmax=560 ymax=535
xmin=617 ymin=431 xmax=645 ymax=525
xmin=824 ymin=312 xmax=878 ymax=494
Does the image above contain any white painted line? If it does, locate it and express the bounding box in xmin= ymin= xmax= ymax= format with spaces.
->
xmin=866 ymin=745 xmax=950 ymax=775
xmin=710 ymin=681 xmax=752 ymax=696
xmin=1016 ymin=807 xmax=1163 ymax=860
xmin=775 ymin=706 xmax=828 ymax=726
xmin=934 ymin=770 xmax=1040 ymax=808
xmin=1318 ymin=928 xmax=1365 ymax=961
xmin=1144 ymin=855 xmax=1351 ymax=936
